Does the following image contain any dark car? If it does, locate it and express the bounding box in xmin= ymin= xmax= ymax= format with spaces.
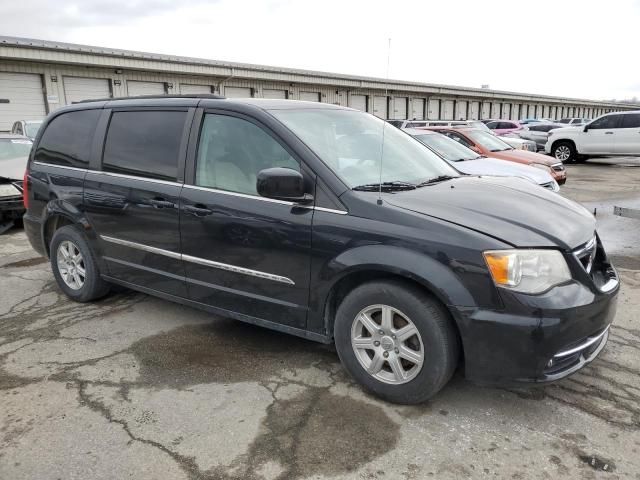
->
xmin=0 ymin=133 xmax=32 ymax=233
xmin=23 ymin=96 xmax=619 ymax=404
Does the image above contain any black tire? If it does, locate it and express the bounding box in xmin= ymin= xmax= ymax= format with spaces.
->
xmin=50 ymin=225 xmax=110 ymax=302
xmin=334 ymin=280 xmax=459 ymax=404
xmin=552 ymin=141 xmax=577 ymax=163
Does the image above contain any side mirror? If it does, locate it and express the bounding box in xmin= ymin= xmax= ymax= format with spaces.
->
xmin=583 ymin=125 xmax=589 ymax=132
xmin=257 ymin=167 xmax=313 ymax=203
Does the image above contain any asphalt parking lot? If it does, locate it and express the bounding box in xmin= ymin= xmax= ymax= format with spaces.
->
xmin=1 ymin=157 xmax=639 ymax=480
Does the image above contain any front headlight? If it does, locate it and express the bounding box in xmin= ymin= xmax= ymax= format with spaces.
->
xmin=0 ymin=184 xmax=21 ymax=198
xmin=483 ymin=249 xmax=571 ymax=294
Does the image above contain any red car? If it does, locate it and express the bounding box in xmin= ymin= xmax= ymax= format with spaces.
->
xmin=421 ymin=127 xmax=566 ymax=185
xmin=485 ymin=119 xmax=523 ymax=136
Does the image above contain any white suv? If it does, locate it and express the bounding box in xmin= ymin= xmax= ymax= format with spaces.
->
xmin=546 ymin=111 xmax=640 ymax=162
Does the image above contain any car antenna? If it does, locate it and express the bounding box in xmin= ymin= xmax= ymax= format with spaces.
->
xmin=378 ymin=37 xmax=391 ymax=206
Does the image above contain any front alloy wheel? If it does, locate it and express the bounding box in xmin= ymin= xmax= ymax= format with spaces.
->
xmin=351 ymin=304 xmax=424 ymax=384
xmin=554 ymin=145 xmax=571 ymax=162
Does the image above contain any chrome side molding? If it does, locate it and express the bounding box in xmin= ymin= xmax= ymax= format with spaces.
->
xmin=100 ymin=235 xmax=295 ymax=285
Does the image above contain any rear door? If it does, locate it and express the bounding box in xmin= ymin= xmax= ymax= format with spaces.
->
xmin=581 ymin=114 xmax=619 ymax=154
xmin=84 ymin=108 xmax=191 ymax=297
xmin=179 ymin=110 xmax=314 ymax=328
xmin=614 ymin=113 xmax=640 ymax=154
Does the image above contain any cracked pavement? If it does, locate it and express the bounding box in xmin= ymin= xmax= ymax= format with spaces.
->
xmin=1 ymin=157 xmax=640 ymax=479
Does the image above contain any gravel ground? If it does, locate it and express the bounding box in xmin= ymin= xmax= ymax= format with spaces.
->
xmin=1 ymin=157 xmax=639 ymax=480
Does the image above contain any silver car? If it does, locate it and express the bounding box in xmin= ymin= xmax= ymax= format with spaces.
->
xmin=518 ymin=123 xmax=567 ymax=151
xmin=404 ymin=129 xmax=559 ymax=192
xmin=11 ymin=120 xmax=43 ymax=141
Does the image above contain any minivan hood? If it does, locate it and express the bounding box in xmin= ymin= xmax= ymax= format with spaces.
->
xmin=385 ymin=176 xmax=594 ymax=249
xmin=454 ymin=157 xmax=554 ymax=185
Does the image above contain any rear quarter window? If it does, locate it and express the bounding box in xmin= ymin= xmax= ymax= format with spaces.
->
xmin=34 ymin=110 xmax=101 ymax=168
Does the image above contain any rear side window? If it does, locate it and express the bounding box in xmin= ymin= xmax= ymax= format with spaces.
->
xmin=102 ymin=111 xmax=187 ymax=181
xmin=34 ymin=110 xmax=100 ymax=168
xmin=620 ymin=114 xmax=640 ymax=128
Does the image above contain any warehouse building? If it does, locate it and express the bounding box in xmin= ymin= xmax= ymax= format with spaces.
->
xmin=0 ymin=35 xmax=635 ymax=132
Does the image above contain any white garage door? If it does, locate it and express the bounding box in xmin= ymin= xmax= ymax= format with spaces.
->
xmin=180 ymin=84 xmax=212 ymax=94
xmin=481 ymin=102 xmax=491 ymax=119
xmin=349 ymin=94 xmax=367 ymax=112
xmin=491 ymin=102 xmax=500 ymax=118
xmin=225 ymin=86 xmax=251 ymax=98
xmin=411 ymin=99 xmax=425 ymax=120
xmin=455 ymin=101 xmax=467 ymax=120
xmin=300 ymin=91 xmax=320 ymax=102
xmin=63 ymin=77 xmax=110 ymax=104
xmin=469 ymin=102 xmax=480 ymax=120
xmin=0 ymin=72 xmax=47 ymax=132
xmin=427 ymin=99 xmax=440 ymax=119
xmin=127 ymin=81 xmax=166 ymax=96
xmin=391 ymin=97 xmax=407 ymax=119
xmin=373 ymin=96 xmax=388 ymax=118
xmin=442 ymin=100 xmax=454 ymax=120
xmin=512 ymin=104 xmax=521 ymax=120
xmin=263 ymin=89 xmax=287 ymax=99
xmin=502 ymin=103 xmax=511 ymax=120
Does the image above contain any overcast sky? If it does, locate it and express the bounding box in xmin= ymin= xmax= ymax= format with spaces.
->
xmin=2 ymin=0 xmax=639 ymax=101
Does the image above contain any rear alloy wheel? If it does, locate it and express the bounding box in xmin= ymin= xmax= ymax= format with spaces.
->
xmin=50 ymin=225 xmax=110 ymax=302
xmin=552 ymin=141 xmax=576 ymax=163
xmin=56 ymin=240 xmax=86 ymax=290
xmin=334 ymin=280 xmax=459 ymax=404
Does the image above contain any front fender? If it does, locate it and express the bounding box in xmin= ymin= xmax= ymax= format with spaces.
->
xmin=328 ymin=244 xmax=477 ymax=306
xmin=307 ymin=243 xmax=502 ymax=336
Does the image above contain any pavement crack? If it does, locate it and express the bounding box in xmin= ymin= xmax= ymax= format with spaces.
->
xmin=75 ymin=380 xmax=206 ymax=480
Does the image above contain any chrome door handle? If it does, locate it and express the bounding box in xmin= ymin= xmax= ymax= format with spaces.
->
xmin=149 ymin=198 xmax=176 ymax=208
xmin=184 ymin=204 xmax=213 ymax=216
xmin=605 ymin=131 xmax=614 ymax=134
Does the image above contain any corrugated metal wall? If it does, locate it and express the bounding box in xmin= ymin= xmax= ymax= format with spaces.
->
xmin=0 ymin=56 xmax=627 ymax=130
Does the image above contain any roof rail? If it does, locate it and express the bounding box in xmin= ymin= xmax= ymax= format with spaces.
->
xmin=76 ymin=93 xmax=225 ymax=104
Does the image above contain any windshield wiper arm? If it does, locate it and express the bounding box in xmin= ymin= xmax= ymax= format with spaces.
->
xmin=416 ymin=175 xmax=457 ymax=187
xmin=353 ymin=181 xmax=417 ymax=192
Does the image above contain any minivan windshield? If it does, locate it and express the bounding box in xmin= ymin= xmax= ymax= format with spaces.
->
xmin=413 ymin=133 xmax=481 ymax=162
xmin=465 ymin=129 xmax=513 ymax=152
xmin=270 ymin=109 xmax=458 ymax=188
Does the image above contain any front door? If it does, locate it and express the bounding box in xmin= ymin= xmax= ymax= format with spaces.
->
xmin=180 ymin=111 xmax=314 ymax=328
xmin=581 ymin=115 xmax=619 ymax=154
xmin=84 ymin=109 xmax=190 ymax=297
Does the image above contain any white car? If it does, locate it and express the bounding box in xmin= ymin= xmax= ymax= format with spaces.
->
xmin=546 ymin=111 xmax=640 ymax=162
xmin=405 ymin=129 xmax=559 ymax=192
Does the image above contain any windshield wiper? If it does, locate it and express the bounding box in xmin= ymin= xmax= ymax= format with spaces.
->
xmin=416 ymin=175 xmax=457 ymax=187
xmin=353 ymin=181 xmax=417 ymax=192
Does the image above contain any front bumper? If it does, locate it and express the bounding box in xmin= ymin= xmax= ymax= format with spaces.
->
xmin=450 ymin=243 xmax=619 ymax=385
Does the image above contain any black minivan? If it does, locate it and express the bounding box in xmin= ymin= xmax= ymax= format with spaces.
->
xmin=23 ymin=95 xmax=619 ymax=404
